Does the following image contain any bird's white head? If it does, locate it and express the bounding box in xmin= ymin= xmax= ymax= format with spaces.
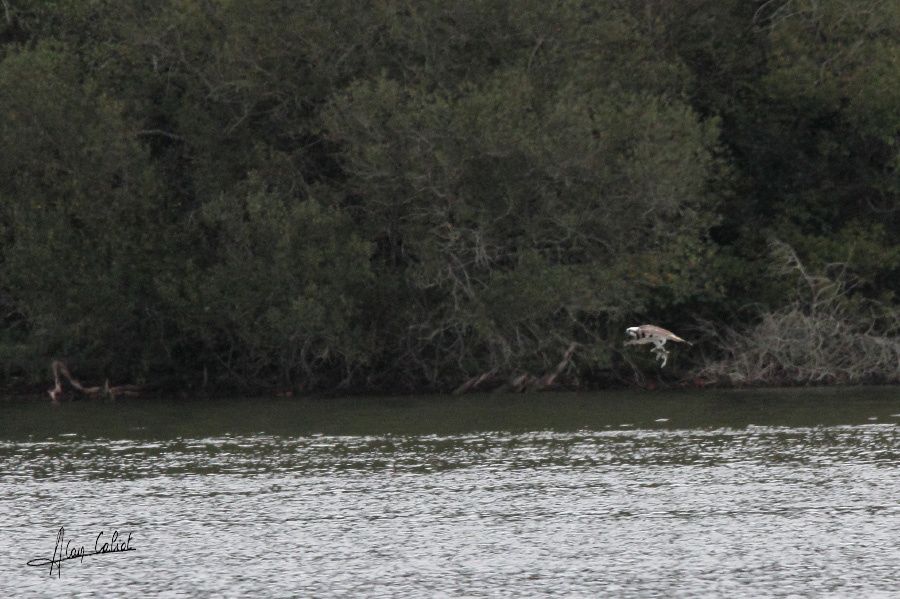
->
xmin=625 ymin=326 xmax=639 ymax=338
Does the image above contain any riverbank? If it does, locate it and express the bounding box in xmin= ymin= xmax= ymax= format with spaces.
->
xmin=4 ymin=371 xmax=898 ymax=405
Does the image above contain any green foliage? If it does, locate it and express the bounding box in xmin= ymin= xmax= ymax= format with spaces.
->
xmin=0 ymin=42 xmax=169 ymax=379
xmin=156 ymin=181 xmax=372 ymax=387
xmin=0 ymin=0 xmax=896 ymax=392
xmin=321 ymin=36 xmax=720 ymax=383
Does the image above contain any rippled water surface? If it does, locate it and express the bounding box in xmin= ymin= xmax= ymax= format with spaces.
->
xmin=2 ymin=387 xmax=900 ymax=597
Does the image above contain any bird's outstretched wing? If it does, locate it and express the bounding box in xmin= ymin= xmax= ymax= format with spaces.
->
xmin=626 ymin=324 xmax=691 ymax=345
xmin=623 ymin=324 xmax=692 ymax=367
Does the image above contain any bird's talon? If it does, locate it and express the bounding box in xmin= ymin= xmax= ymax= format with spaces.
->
xmin=624 ymin=324 xmax=689 ymax=369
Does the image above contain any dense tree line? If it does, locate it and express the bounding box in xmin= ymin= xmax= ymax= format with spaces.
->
xmin=0 ymin=0 xmax=897 ymax=393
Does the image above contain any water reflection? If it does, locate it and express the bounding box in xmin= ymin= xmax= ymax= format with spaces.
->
xmin=2 ymin=388 xmax=899 ymax=596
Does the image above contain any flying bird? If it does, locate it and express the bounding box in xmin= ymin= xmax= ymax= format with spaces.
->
xmin=624 ymin=324 xmax=692 ymax=367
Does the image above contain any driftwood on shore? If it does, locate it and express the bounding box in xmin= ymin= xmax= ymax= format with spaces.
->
xmin=453 ymin=342 xmax=579 ymax=395
xmin=48 ymin=360 xmax=141 ymax=402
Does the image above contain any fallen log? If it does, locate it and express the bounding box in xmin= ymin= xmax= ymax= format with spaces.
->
xmin=486 ymin=342 xmax=579 ymax=394
xmin=48 ymin=360 xmax=141 ymax=402
xmin=533 ymin=342 xmax=578 ymax=389
xmin=453 ymin=368 xmax=499 ymax=395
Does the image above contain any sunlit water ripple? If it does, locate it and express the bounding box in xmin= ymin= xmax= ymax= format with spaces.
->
xmin=2 ymin=392 xmax=900 ymax=597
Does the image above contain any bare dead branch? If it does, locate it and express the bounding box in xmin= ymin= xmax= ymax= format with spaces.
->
xmin=697 ymin=243 xmax=900 ymax=386
xmin=48 ymin=360 xmax=141 ymax=402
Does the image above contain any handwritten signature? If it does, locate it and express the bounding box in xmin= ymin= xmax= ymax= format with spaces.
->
xmin=27 ymin=527 xmax=136 ymax=577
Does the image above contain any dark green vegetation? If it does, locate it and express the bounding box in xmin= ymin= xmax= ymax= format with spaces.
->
xmin=0 ymin=1 xmax=897 ymax=393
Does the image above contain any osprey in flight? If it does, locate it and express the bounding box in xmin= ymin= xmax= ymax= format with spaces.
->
xmin=624 ymin=324 xmax=692 ymax=367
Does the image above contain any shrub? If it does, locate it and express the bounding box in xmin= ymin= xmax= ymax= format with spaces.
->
xmin=698 ymin=242 xmax=900 ymax=385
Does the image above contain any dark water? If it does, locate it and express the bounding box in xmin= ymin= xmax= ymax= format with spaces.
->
xmin=2 ymin=387 xmax=900 ymax=597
